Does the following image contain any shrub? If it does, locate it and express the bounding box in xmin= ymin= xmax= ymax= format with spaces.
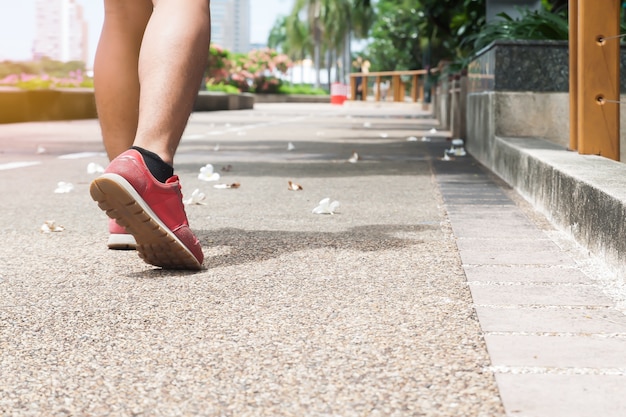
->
xmin=278 ymin=84 xmax=328 ymax=96
xmin=205 ymin=83 xmax=241 ymax=94
xmin=0 ymin=70 xmax=93 ymax=90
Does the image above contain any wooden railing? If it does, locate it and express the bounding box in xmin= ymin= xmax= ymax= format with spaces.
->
xmin=348 ymin=69 xmax=438 ymax=103
xmin=569 ymin=0 xmax=620 ymax=161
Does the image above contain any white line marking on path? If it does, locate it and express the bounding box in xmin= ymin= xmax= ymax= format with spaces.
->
xmin=58 ymin=152 xmax=106 ymax=160
xmin=0 ymin=161 xmax=41 ymax=171
xmin=183 ymin=116 xmax=308 ymax=141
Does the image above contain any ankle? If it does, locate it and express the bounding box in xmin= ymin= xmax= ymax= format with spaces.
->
xmin=131 ymin=146 xmax=174 ymax=183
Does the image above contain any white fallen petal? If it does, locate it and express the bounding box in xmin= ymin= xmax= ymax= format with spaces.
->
xmin=198 ymin=164 xmax=221 ymax=182
xmin=348 ymin=152 xmax=359 ymax=164
xmin=312 ymin=197 xmax=340 ymax=215
xmin=287 ymin=142 xmax=295 ymax=151
xmin=213 ymin=144 xmax=221 ymax=151
xmin=363 ymin=122 xmax=372 ymax=128
xmin=379 ymin=133 xmax=389 ymax=138
xmin=54 ymin=182 xmax=74 ymax=193
xmin=406 ymin=136 xmax=418 ymax=142
xmin=214 ymin=182 xmax=240 ymax=189
xmin=87 ymin=162 xmax=105 ymax=174
xmin=41 ymin=220 xmax=65 ymax=233
xmin=288 ymin=180 xmax=303 ymax=191
xmin=183 ymin=188 xmax=206 ymax=205
xmin=421 ymin=136 xmax=431 ymax=142
xmin=36 ymin=145 xmax=47 ymax=154
xmin=442 ymin=152 xmax=451 ymax=161
xmin=429 ymin=128 xmax=438 ymax=134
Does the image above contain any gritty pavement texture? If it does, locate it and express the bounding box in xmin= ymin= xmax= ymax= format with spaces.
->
xmin=0 ymin=102 xmax=624 ymax=416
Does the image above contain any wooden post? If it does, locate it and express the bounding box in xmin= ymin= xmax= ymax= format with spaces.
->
xmin=362 ymin=75 xmax=369 ymax=101
xmin=569 ymin=0 xmax=578 ymax=151
xmin=350 ymin=75 xmax=357 ymax=101
xmin=391 ymin=75 xmax=400 ymax=102
xmin=411 ymin=74 xmax=419 ymax=102
xmin=577 ymin=0 xmax=620 ymax=160
xmin=375 ymin=76 xmax=381 ymax=102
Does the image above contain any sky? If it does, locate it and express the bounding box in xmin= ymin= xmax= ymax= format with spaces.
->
xmin=0 ymin=0 xmax=295 ymax=68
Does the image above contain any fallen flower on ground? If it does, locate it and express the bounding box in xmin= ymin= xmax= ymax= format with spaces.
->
xmin=288 ymin=181 xmax=303 ymax=191
xmin=287 ymin=142 xmax=295 ymax=151
xmin=36 ymin=145 xmax=47 ymax=154
xmin=407 ymin=136 xmax=418 ymax=142
xmin=87 ymin=162 xmax=105 ymax=174
xmin=379 ymin=133 xmax=388 ymax=138
xmin=214 ymin=182 xmax=240 ymax=189
xmin=213 ymin=144 xmax=221 ymax=151
xmin=348 ymin=152 xmax=360 ymax=164
xmin=313 ymin=198 xmax=340 ymax=215
xmin=41 ymin=220 xmax=64 ymax=233
xmin=183 ymin=188 xmax=206 ymax=205
xmin=198 ymin=164 xmax=221 ymax=182
xmin=363 ymin=122 xmax=372 ymax=128
xmin=421 ymin=136 xmax=432 ymax=142
xmin=429 ymin=128 xmax=438 ymax=134
xmin=54 ymin=182 xmax=74 ymax=193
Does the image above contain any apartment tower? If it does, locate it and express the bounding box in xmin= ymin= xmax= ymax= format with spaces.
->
xmin=210 ymin=0 xmax=251 ymax=53
xmin=33 ymin=0 xmax=88 ymax=63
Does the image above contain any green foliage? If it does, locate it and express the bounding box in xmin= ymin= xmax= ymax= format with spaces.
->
xmin=0 ymin=58 xmax=86 ymax=79
xmin=365 ymin=0 xmax=487 ymax=72
xmin=204 ymin=83 xmax=241 ymax=94
xmin=464 ymin=8 xmax=569 ymax=52
xmin=252 ymin=75 xmax=283 ymax=94
xmin=278 ymin=83 xmax=328 ymax=95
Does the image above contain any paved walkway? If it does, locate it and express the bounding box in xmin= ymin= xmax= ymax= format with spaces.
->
xmin=0 ymin=102 xmax=624 ymax=416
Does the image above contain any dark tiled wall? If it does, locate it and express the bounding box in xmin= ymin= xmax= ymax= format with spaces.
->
xmin=467 ymin=40 xmax=626 ymax=93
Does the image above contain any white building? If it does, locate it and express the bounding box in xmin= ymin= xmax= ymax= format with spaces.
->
xmin=33 ymin=0 xmax=88 ymax=63
xmin=211 ymin=0 xmax=250 ymax=53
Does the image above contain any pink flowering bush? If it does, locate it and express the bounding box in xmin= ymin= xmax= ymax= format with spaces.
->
xmin=0 ymin=70 xmax=93 ymax=90
xmin=205 ymin=45 xmax=292 ymax=94
xmin=205 ymin=44 xmax=232 ymax=85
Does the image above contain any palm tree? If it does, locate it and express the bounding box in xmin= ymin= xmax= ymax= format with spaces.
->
xmin=292 ymin=0 xmax=324 ymax=88
xmin=290 ymin=0 xmax=374 ymax=88
xmin=285 ymin=13 xmax=314 ymax=84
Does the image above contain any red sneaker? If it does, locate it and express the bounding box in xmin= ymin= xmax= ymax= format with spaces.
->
xmin=90 ymin=149 xmax=204 ymax=270
xmin=107 ymin=218 xmax=137 ymax=250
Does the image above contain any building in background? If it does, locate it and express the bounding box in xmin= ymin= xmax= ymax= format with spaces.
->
xmin=211 ymin=0 xmax=250 ymax=53
xmin=33 ymin=0 xmax=88 ymax=63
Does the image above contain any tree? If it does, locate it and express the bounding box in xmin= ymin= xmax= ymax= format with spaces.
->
xmin=365 ymin=0 xmax=486 ymax=71
xmin=289 ymin=0 xmax=374 ymax=87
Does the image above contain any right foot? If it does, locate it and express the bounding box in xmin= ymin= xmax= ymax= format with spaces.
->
xmin=90 ymin=149 xmax=204 ymax=270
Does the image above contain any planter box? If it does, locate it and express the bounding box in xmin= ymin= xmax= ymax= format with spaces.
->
xmin=194 ymin=91 xmax=254 ymax=111
xmin=0 ymin=89 xmax=256 ymax=124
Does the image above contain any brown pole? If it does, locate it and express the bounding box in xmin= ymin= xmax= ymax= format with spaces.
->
xmin=569 ymin=0 xmax=578 ymax=151
xmin=577 ymin=0 xmax=620 ymax=160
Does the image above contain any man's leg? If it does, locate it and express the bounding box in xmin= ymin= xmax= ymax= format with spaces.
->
xmin=133 ymin=0 xmax=211 ymax=165
xmin=90 ymin=0 xmax=210 ymax=269
xmin=94 ymin=0 xmax=153 ymax=161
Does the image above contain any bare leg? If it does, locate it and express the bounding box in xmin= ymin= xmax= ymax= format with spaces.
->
xmin=94 ymin=0 xmax=153 ymax=161
xmin=133 ymin=0 xmax=211 ymax=165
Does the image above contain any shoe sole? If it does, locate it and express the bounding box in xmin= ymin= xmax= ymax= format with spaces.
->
xmin=90 ymin=174 xmax=203 ymax=270
xmin=107 ymin=233 xmax=137 ymax=250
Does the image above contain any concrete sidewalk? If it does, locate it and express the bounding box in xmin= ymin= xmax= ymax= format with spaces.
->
xmin=0 ymin=103 xmax=624 ymax=416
